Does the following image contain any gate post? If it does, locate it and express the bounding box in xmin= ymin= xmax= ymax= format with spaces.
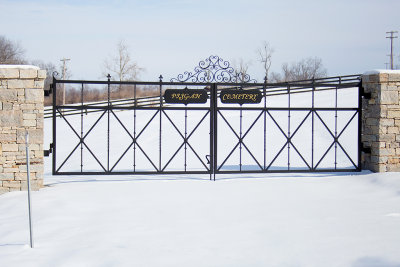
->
xmin=361 ymin=70 xmax=400 ymax=172
xmin=0 ymin=65 xmax=46 ymax=194
xmin=210 ymin=83 xmax=217 ymax=180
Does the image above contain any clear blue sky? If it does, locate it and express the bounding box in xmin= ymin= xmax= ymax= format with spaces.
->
xmin=1 ymin=0 xmax=399 ymax=81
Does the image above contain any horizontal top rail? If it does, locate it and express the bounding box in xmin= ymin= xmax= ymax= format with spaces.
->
xmin=46 ymin=74 xmax=361 ymax=119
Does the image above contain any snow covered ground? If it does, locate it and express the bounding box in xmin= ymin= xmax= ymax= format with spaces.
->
xmin=1 ymin=172 xmax=400 ymax=267
xmin=1 ymin=87 xmax=400 ymax=266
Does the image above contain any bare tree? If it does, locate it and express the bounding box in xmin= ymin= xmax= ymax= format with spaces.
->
xmin=104 ymin=40 xmax=143 ymax=81
xmin=271 ymin=57 xmax=327 ymax=82
xmin=258 ymin=41 xmax=274 ymax=81
xmin=0 ymin=35 xmax=25 ymax=64
xmin=232 ymin=58 xmax=251 ymax=82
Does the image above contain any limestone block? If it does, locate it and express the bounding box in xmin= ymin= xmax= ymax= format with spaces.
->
xmin=0 ymin=133 xmax=16 ymax=142
xmin=16 ymin=129 xmax=43 ymax=144
xmin=20 ymin=69 xmax=38 ymax=79
xmin=380 ymin=91 xmax=399 ymax=105
xmin=2 ymin=181 xmax=21 ymax=188
xmin=363 ymin=74 xmax=379 ymax=83
xmin=376 ymin=164 xmax=387 ymax=172
xmin=21 ymin=180 xmax=42 ymax=190
xmin=0 ymin=172 xmax=14 ymax=180
xmin=18 ymin=164 xmax=42 ymax=172
xmin=25 ymin=89 xmax=44 ymax=103
xmin=388 ymin=158 xmax=400 ymax=164
xmin=0 ymin=89 xmax=17 ymax=101
xmin=3 ymin=167 xmax=19 ymax=173
xmin=387 ymin=85 xmax=399 ymax=91
xmin=38 ymin=70 xmax=46 ymax=79
xmin=388 ymin=73 xmax=400 ymax=82
xmin=20 ymin=104 xmax=35 ymax=110
xmin=35 ymin=171 xmax=43 ymax=180
xmin=378 ymin=73 xmax=389 ymax=83
xmin=2 ymin=103 xmax=15 ymax=110
xmin=366 ymin=118 xmax=378 ymax=126
xmin=361 ymin=134 xmax=376 ymax=142
xmin=23 ymin=113 xmax=36 ymax=120
xmin=17 ymin=89 xmax=25 ymax=96
xmin=387 ymin=110 xmax=400 ymax=118
xmin=9 ymin=188 xmax=21 ymax=192
xmin=371 ymin=156 xmax=387 ymax=163
xmin=387 ymin=127 xmax=399 ymax=134
xmin=34 ymin=80 xmax=45 ymax=89
xmin=378 ymin=134 xmax=396 ymax=142
xmin=2 ymin=144 xmax=18 ymax=152
xmin=378 ymin=148 xmax=396 ymax=156
xmin=7 ymin=79 xmax=35 ymax=89
xmin=0 ymin=68 xmax=19 ymax=79
xmin=380 ymin=118 xmax=394 ymax=127
xmin=22 ymin=119 xmax=36 ymax=127
xmin=0 ymin=187 xmax=9 ymax=194
xmin=15 ymin=172 xmax=33 ymax=181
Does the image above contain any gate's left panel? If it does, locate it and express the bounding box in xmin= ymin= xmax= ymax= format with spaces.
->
xmin=52 ymin=79 xmax=212 ymax=175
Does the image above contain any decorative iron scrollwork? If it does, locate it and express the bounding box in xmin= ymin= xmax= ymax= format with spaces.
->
xmin=171 ymin=55 xmax=256 ymax=83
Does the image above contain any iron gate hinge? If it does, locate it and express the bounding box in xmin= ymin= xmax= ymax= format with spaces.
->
xmin=44 ymin=143 xmax=54 ymax=157
xmin=360 ymin=86 xmax=371 ymax=99
xmin=44 ymin=83 xmax=53 ymax=96
xmin=361 ymin=145 xmax=371 ymax=154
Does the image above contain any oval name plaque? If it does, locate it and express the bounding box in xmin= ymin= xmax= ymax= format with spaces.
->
xmin=220 ymin=89 xmax=262 ymax=104
xmin=164 ymin=88 xmax=208 ymax=105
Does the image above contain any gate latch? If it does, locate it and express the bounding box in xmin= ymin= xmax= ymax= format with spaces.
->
xmin=206 ymin=155 xmax=210 ymax=164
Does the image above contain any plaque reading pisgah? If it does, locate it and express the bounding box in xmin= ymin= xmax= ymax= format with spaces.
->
xmin=220 ymin=89 xmax=262 ymax=104
xmin=164 ymin=88 xmax=208 ymax=105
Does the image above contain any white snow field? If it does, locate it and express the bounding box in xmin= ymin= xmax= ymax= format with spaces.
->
xmin=1 ymin=86 xmax=400 ymax=267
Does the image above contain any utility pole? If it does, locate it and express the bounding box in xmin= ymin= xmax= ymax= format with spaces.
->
xmin=386 ymin=31 xmax=398 ymax=70
xmin=60 ymin=58 xmax=70 ymax=105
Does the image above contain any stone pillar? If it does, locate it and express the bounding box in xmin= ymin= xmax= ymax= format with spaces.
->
xmin=362 ymin=70 xmax=400 ymax=172
xmin=0 ymin=65 xmax=46 ymax=194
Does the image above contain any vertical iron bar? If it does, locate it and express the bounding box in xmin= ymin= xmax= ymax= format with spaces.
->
xmin=357 ymin=79 xmax=362 ymax=171
xmin=80 ymin=83 xmax=84 ymax=172
xmin=334 ymin=80 xmax=339 ymax=169
xmin=134 ymin=84 xmax=137 ymax=172
xmin=263 ymin=78 xmax=267 ymax=171
xmin=52 ymin=76 xmax=57 ymax=175
xmin=239 ymin=107 xmax=243 ymax=171
xmin=107 ymin=74 xmax=111 ymax=172
xmin=288 ymin=85 xmax=291 ymax=170
xmin=311 ymin=79 xmax=315 ymax=170
xmin=184 ymin=107 xmax=188 ymax=172
xmin=159 ymin=75 xmax=163 ymax=172
xmin=213 ymin=83 xmax=217 ymax=181
xmin=209 ymin=85 xmax=214 ymax=180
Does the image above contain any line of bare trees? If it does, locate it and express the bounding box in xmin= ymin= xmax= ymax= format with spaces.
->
xmin=2 ymin=35 xmax=330 ymax=106
xmin=257 ymin=41 xmax=327 ymax=82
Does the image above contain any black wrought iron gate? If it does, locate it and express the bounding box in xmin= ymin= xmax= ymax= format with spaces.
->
xmin=50 ymin=56 xmax=362 ymax=178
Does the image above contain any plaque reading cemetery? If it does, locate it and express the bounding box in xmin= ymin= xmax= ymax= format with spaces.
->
xmin=220 ymin=89 xmax=262 ymax=104
xmin=164 ymin=88 xmax=208 ymax=105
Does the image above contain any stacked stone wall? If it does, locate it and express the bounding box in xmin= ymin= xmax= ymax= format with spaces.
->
xmin=0 ymin=66 xmax=46 ymax=194
xmin=362 ymin=71 xmax=400 ymax=172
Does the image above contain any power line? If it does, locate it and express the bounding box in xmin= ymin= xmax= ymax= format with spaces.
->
xmin=386 ymin=31 xmax=398 ymax=70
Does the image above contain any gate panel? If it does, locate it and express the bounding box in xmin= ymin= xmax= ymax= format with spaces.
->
xmin=51 ymin=78 xmax=213 ymax=175
xmin=49 ymin=56 xmax=362 ymax=177
xmin=214 ymin=78 xmax=361 ymax=174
